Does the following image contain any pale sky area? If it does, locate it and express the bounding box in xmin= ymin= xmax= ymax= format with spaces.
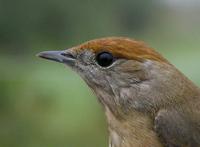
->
xmin=163 ymin=0 xmax=200 ymax=7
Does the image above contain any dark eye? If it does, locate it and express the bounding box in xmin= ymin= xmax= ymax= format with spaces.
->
xmin=96 ymin=52 xmax=114 ymax=67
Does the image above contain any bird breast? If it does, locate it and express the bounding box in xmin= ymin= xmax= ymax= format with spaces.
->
xmin=105 ymin=107 xmax=163 ymax=147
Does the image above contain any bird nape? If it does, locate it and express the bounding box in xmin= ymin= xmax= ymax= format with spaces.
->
xmin=37 ymin=37 xmax=200 ymax=147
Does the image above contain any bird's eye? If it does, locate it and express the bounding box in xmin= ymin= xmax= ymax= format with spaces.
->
xmin=96 ymin=52 xmax=114 ymax=67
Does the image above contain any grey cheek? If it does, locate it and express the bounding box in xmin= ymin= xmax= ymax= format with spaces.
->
xmin=78 ymin=64 xmax=108 ymax=88
xmin=119 ymin=88 xmax=137 ymax=99
xmin=119 ymin=87 xmax=141 ymax=110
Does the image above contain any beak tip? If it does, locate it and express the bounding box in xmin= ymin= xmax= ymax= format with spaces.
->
xmin=35 ymin=51 xmax=52 ymax=61
xmin=36 ymin=52 xmax=42 ymax=58
xmin=36 ymin=51 xmax=52 ymax=60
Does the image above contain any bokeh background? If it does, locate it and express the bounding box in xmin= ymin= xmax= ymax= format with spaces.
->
xmin=0 ymin=0 xmax=200 ymax=146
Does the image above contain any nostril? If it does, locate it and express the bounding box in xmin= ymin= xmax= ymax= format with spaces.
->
xmin=61 ymin=52 xmax=75 ymax=59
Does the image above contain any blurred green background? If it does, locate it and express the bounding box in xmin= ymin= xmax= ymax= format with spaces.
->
xmin=0 ymin=0 xmax=200 ymax=146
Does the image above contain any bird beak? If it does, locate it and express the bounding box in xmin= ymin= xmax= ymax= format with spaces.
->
xmin=36 ymin=50 xmax=76 ymax=66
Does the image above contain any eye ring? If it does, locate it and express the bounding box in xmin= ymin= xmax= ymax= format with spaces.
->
xmin=95 ymin=51 xmax=114 ymax=67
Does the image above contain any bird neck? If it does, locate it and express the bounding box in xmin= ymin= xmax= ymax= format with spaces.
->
xmin=105 ymin=107 xmax=162 ymax=147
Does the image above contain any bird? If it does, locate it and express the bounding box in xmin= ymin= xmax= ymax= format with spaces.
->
xmin=37 ymin=37 xmax=200 ymax=147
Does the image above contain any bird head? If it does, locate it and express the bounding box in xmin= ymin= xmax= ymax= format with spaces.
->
xmin=37 ymin=37 xmax=182 ymax=118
